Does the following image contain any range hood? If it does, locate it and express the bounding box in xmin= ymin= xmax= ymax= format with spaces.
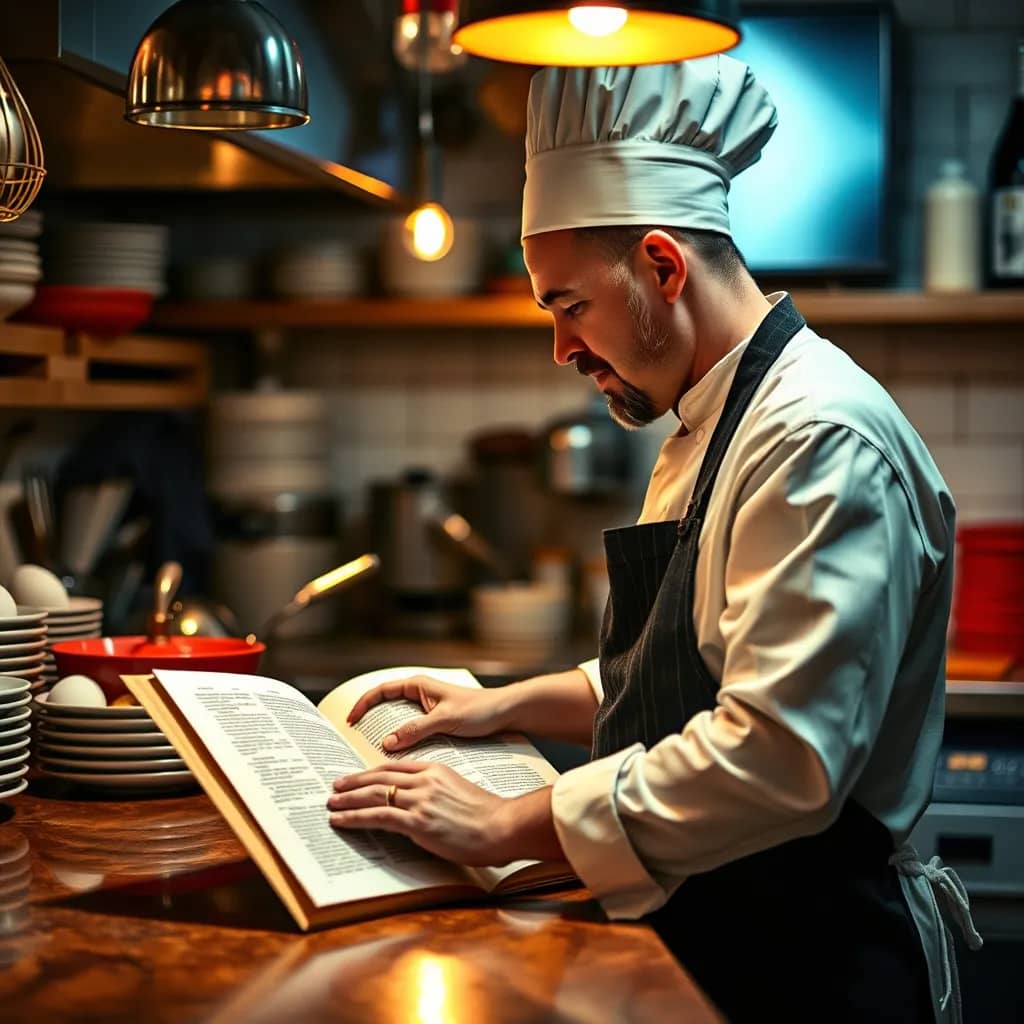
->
xmin=0 ymin=0 xmax=405 ymax=208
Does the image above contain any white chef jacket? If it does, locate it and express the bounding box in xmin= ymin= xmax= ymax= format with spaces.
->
xmin=549 ymin=294 xmax=974 ymax=1020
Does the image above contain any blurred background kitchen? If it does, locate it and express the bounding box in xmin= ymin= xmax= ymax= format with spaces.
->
xmin=0 ymin=0 xmax=1021 ymax=1014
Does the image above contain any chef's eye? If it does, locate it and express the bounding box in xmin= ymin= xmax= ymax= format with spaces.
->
xmin=564 ymin=301 xmax=586 ymax=319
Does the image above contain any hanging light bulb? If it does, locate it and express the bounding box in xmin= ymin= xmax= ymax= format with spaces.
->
xmin=403 ymin=202 xmax=454 ymax=261
xmin=568 ymin=6 xmax=629 ymax=36
xmin=393 ymin=0 xmax=466 ymax=72
xmin=453 ymin=1 xmax=742 ymax=66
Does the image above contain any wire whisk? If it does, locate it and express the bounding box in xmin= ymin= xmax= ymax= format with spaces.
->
xmin=0 ymin=57 xmax=45 ymax=222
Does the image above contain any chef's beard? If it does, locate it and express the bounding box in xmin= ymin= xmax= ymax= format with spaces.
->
xmin=574 ymin=284 xmax=668 ymax=429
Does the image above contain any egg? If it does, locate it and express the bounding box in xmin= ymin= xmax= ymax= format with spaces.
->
xmin=48 ymin=674 xmax=107 ymax=708
xmin=0 ymin=585 xmax=15 ymax=618
xmin=11 ymin=564 xmax=70 ymax=610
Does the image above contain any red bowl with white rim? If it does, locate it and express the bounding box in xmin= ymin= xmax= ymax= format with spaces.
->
xmin=51 ymin=636 xmax=265 ymax=702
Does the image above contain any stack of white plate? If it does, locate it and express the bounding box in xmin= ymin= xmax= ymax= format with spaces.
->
xmin=0 ymin=610 xmax=47 ymax=699
xmin=33 ymin=692 xmax=195 ymax=793
xmin=0 ymin=678 xmax=32 ymax=800
xmin=39 ymin=597 xmax=103 ymax=693
xmin=269 ymin=241 xmax=364 ymax=299
xmin=46 ymin=222 xmax=169 ymax=296
xmin=0 ymin=210 xmax=42 ymax=320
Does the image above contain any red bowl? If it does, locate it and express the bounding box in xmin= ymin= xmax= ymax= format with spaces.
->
xmin=15 ymin=285 xmax=154 ymax=335
xmin=51 ymin=636 xmax=265 ymax=702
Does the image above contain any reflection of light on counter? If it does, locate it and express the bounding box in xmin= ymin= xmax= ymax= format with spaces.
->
xmin=415 ymin=955 xmax=453 ymax=1024
xmin=568 ymin=6 xmax=628 ymax=37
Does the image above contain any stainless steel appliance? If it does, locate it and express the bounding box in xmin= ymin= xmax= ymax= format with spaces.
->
xmin=909 ymin=684 xmax=1024 ymax=1023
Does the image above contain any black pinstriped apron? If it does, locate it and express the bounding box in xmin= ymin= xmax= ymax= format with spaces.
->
xmin=593 ymin=296 xmax=932 ymax=1022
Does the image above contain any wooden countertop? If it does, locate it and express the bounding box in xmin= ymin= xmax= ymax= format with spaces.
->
xmin=0 ymin=782 xmax=722 ymax=1023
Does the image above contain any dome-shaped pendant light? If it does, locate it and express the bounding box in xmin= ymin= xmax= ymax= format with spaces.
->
xmin=126 ymin=0 xmax=309 ymax=130
xmin=453 ymin=1 xmax=742 ymax=67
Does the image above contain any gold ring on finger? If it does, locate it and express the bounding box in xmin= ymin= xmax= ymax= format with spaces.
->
xmin=385 ymin=783 xmax=397 ymax=808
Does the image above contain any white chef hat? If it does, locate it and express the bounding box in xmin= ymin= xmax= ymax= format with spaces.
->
xmin=522 ymin=56 xmax=777 ymax=240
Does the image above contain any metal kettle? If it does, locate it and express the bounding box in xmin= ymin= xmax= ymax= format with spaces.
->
xmin=540 ymin=394 xmax=631 ymax=496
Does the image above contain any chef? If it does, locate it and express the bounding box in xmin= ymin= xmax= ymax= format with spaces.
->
xmin=329 ymin=56 xmax=981 ymax=1022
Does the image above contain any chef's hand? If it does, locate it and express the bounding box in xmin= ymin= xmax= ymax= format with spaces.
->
xmin=327 ymin=761 xmax=517 ymax=865
xmin=346 ymin=675 xmax=510 ymax=752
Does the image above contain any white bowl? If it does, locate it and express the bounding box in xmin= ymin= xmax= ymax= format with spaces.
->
xmin=471 ymin=582 xmax=571 ymax=651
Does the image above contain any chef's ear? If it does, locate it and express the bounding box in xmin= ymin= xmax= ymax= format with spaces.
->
xmin=637 ymin=229 xmax=686 ymax=302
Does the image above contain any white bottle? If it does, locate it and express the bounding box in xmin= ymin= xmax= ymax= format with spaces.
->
xmin=924 ymin=159 xmax=981 ymax=292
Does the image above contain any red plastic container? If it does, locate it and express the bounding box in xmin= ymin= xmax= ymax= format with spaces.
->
xmin=15 ymin=285 xmax=154 ymax=336
xmin=954 ymin=524 xmax=1024 ymax=659
xmin=51 ymin=636 xmax=265 ymax=702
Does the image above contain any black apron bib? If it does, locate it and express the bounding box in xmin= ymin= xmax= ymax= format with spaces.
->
xmin=594 ymin=296 xmax=932 ymax=1022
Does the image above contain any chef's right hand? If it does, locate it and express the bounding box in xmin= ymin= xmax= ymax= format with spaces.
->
xmin=346 ymin=675 xmax=510 ymax=752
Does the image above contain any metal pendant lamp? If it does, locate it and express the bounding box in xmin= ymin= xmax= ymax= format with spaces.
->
xmin=453 ymin=1 xmax=742 ymax=66
xmin=126 ymin=0 xmax=309 ymax=130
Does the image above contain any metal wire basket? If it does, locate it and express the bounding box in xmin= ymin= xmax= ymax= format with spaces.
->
xmin=0 ymin=57 xmax=45 ymax=222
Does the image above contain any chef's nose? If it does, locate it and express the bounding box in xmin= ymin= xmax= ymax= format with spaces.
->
xmin=552 ymin=319 xmax=586 ymax=366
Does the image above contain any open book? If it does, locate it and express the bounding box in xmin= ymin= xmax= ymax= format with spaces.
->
xmin=124 ymin=667 xmax=577 ymax=931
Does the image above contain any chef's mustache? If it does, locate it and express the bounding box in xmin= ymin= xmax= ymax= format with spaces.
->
xmin=573 ymin=352 xmax=615 ymax=378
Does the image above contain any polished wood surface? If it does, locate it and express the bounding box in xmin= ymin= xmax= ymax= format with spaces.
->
xmin=149 ymin=289 xmax=1024 ymax=332
xmin=0 ymin=782 xmax=722 ymax=1023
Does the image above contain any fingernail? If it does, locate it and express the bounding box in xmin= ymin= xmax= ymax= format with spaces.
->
xmin=383 ymin=734 xmax=398 ymax=750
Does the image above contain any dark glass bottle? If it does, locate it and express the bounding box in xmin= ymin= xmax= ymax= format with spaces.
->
xmin=987 ymin=40 xmax=1024 ymax=287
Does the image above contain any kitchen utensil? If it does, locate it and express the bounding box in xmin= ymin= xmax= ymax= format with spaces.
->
xmin=147 ymin=561 xmax=182 ymax=643
xmin=260 ymin=553 xmax=380 ymax=638
xmin=540 ymin=393 xmax=631 ymax=496
xmin=370 ymin=471 xmax=468 ymax=599
xmin=430 ymin=512 xmax=512 ymax=582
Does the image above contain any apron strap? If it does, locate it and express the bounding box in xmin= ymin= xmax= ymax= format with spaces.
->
xmin=889 ymin=841 xmax=983 ymax=1019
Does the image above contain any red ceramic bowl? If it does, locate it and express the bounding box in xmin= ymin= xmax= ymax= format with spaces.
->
xmin=15 ymin=285 xmax=154 ymax=336
xmin=51 ymin=636 xmax=265 ymax=702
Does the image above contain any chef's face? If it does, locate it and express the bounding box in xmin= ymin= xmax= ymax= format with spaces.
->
xmin=523 ymin=229 xmax=685 ymax=428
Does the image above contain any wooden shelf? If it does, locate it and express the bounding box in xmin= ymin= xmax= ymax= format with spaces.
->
xmin=148 ymin=289 xmax=1024 ymax=332
xmin=0 ymin=322 xmax=209 ymax=408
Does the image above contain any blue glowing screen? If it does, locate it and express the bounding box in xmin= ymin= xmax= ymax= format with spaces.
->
xmin=728 ymin=12 xmax=889 ymax=275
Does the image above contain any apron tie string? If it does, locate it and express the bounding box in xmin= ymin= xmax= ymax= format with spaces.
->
xmin=889 ymin=842 xmax=983 ymax=1016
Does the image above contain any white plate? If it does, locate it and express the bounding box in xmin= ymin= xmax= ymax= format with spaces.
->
xmin=0 ymin=638 xmax=46 ymax=655
xmin=40 ymin=754 xmax=186 ymax=772
xmin=45 ymin=597 xmax=103 ymax=615
xmin=0 ymin=612 xmax=45 ymax=628
xmin=0 ymin=677 xmax=30 ymax=696
xmin=38 ymin=726 xmax=166 ymax=745
xmin=33 ymin=693 xmax=150 ymax=718
xmin=0 ymin=654 xmax=45 ymax=670
xmin=1 ymin=708 xmax=30 ymax=726
xmin=46 ymin=625 xmax=102 ymax=636
xmin=0 ymin=694 xmax=31 ymax=715
xmin=0 ymin=764 xmax=28 ymax=785
xmin=0 ymin=736 xmax=30 ymax=756
xmin=0 ymin=779 xmax=27 ymax=800
xmin=35 ymin=714 xmax=160 ymax=733
xmin=37 ymin=740 xmax=178 ymax=758
xmin=0 ymin=748 xmax=28 ymax=770
xmin=39 ymin=767 xmax=194 ymax=791
xmin=0 ymin=719 xmax=29 ymax=741
xmin=0 ymin=628 xmax=46 ymax=642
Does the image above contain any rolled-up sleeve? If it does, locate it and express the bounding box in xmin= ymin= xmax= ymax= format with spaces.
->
xmin=550 ymin=423 xmax=924 ymax=919
xmin=576 ymin=658 xmax=603 ymax=703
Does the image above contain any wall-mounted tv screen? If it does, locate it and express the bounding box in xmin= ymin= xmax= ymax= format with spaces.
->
xmin=727 ymin=4 xmax=893 ymax=279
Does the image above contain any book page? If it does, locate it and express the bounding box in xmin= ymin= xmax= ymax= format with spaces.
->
xmin=152 ymin=669 xmax=470 ymax=908
xmin=318 ymin=667 xmax=573 ymax=891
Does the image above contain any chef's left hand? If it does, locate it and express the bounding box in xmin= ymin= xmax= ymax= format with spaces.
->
xmin=327 ymin=761 xmax=515 ymax=866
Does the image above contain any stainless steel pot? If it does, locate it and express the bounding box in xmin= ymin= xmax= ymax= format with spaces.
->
xmin=540 ymin=394 xmax=631 ymax=496
xmin=369 ymin=470 xmax=467 ymax=598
